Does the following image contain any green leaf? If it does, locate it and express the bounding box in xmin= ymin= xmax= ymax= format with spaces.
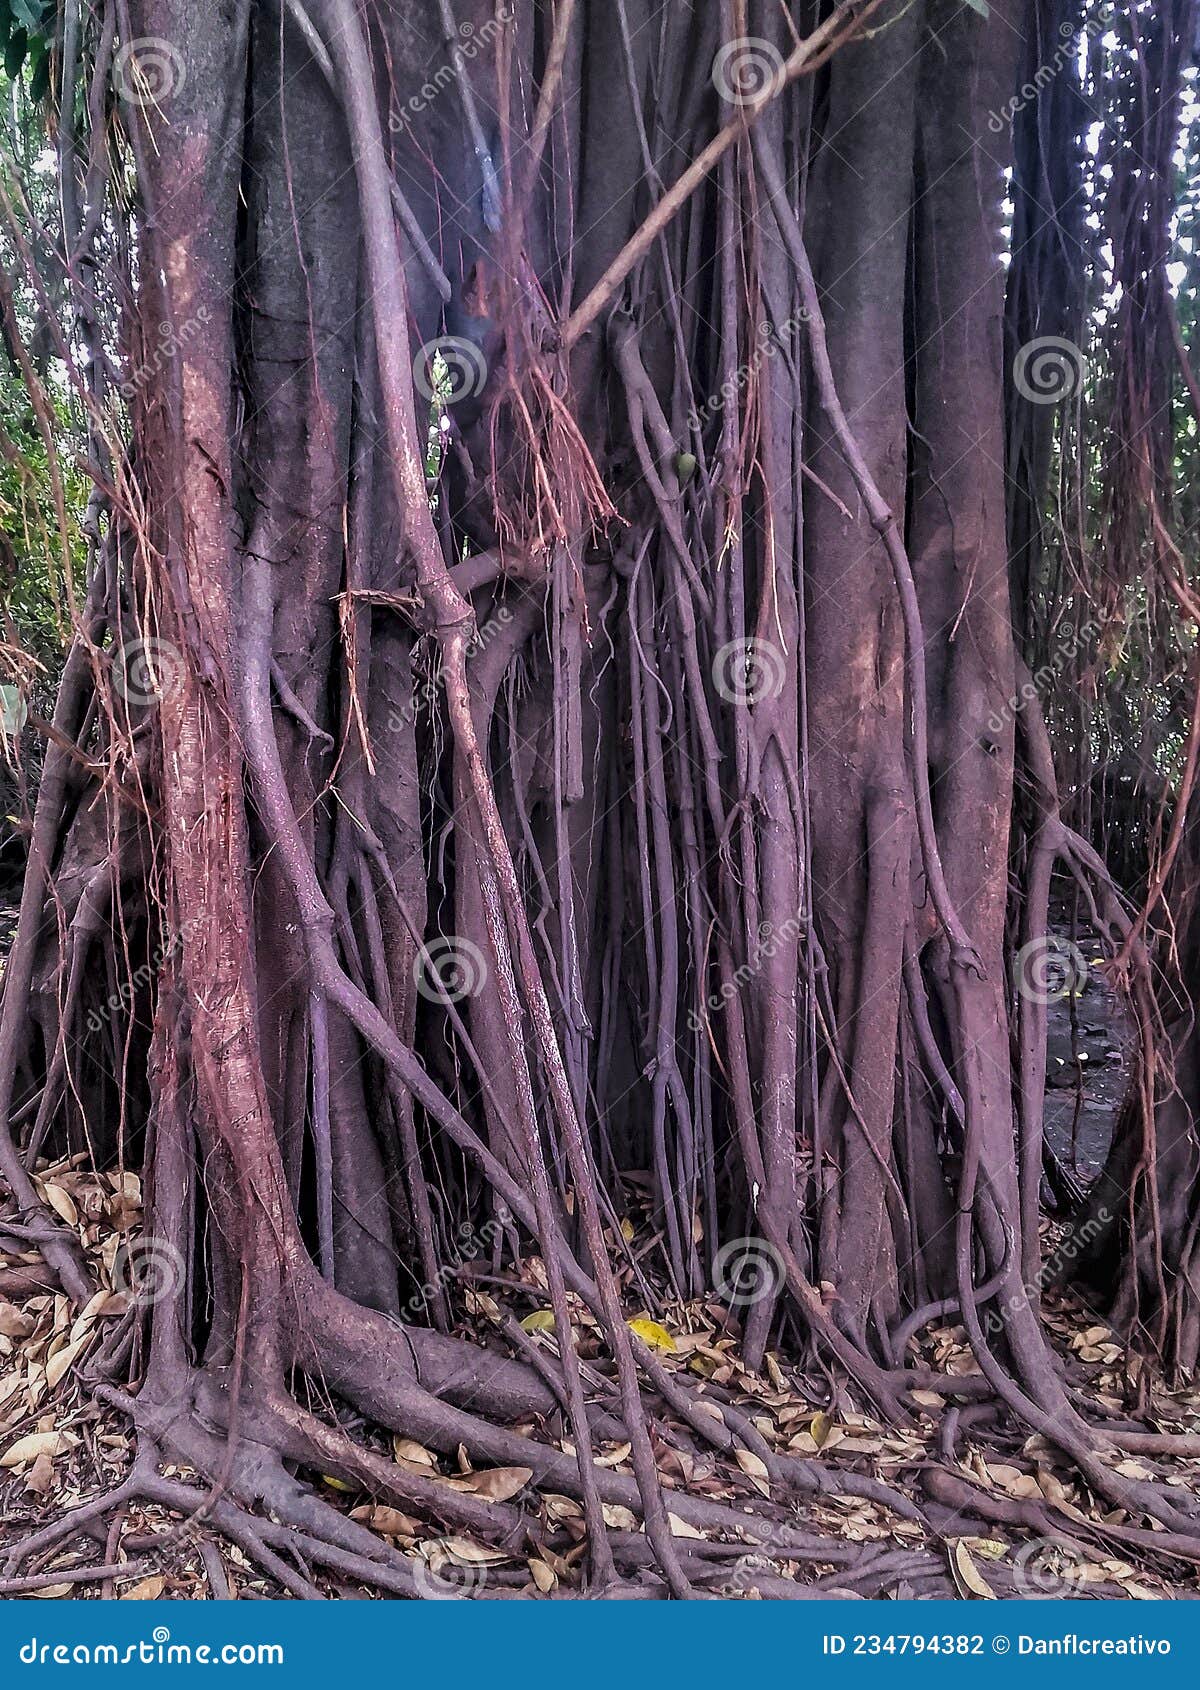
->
xmin=4 ymin=26 xmax=27 ymax=80
xmin=28 ymin=42 xmax=47 ymax=102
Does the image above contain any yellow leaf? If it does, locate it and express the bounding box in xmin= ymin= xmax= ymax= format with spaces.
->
xmin=619 ymin=1218 xmax=636 ymax=1243
xmin=626 ymin=1317 xmax=677 ymax=1354
xmin=953 ymin=1539 xmax=995 ymax=1599
xmin=320 ymin=1473 xmax=355 ymax=1493
xmin=810 ymin=1410 xmax=833 ymax=1449
xmin=520 ymin=1309 xmax=557 ymax=1334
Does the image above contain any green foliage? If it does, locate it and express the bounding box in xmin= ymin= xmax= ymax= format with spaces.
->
xmin=0 ymin=5 xmax=83 ymax=693
xmin=0 ymin=0 xmax=56 ymax=101
xmin=0 ymin=377 xmax=79 ymax=675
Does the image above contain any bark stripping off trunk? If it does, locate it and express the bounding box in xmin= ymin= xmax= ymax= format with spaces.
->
xmin=3 ymin=0 xmax=1200 ymax=1598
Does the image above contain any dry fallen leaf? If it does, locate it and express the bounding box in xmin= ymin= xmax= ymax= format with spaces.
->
xmin=440 ymin=1537 xmax=510 ymax=1565
xmin=529 ymin=1557 xmax=557 ymax=1592
xmin=23 ymin=1450 xmax=55 ymax=1496
xmin=667 ymin=1513 xmax=705 ymax=1539
xmin=123 ymin=1576 xmax=165 ymax=1600
xmin=0 ymin=1304 xmax=34 ymax=1341
xmin=453 ymin=1465 xmax=532 ymax=1502
xmin=733 ymin=1446 xmax=771 ymax=1497
xmin=351 ymin=1504 xmax=421 ymax=1538
xmin=47 ymin=1333 xmax=92 ymax=1391
xmin=952 ymin=1539 xmax=995 ymax=1599
xmin=392 ymin=1437 xmax=437 ymax=1468
xmin=1 ymin=1430 xmax=62 ymax=1469
xmin=41 ymin=1185 xmax=79 ymax=1228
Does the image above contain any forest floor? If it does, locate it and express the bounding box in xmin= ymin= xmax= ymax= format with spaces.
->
xmin=1 ymin=905 xmax=1200 ymax=1600
xmin=3 ymin=1184 xmax=1200 ymax=1598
